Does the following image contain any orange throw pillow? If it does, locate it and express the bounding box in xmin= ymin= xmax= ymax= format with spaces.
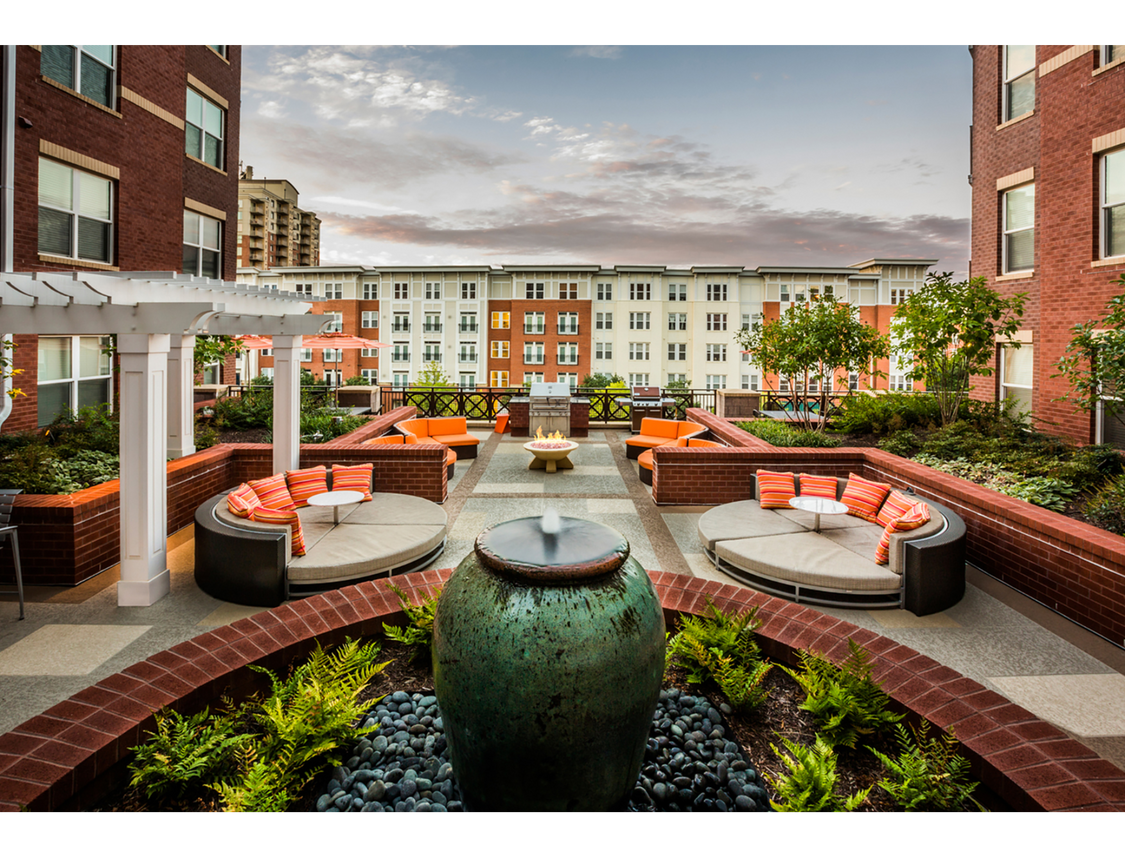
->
xmin=798 ymin=473 xmax=838 ymax=500
xmin=331 ymin=463 xmax=374 ymax=502
xmin=285 ymin=465 xmax=329 ymax=508
xmin=840 ymin=473 xmax=892 ymax=523
xmin=757 ymin=470 xmax=796 ymax=509
xmin=875 ymin=501 xmax=932 ymax=565
xmin=249 ymin=506 xmax=306 ymax=556
xmin=226 ymin=483 xmax=260 ymax=518
xmin=876 ymin=489 xmax=917 ymax=528
xmin=248 ymin=473 xmax=297 ymax=512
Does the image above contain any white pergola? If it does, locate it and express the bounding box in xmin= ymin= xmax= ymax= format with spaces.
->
xmin=0 ymin=270 xmax=329 ymax=607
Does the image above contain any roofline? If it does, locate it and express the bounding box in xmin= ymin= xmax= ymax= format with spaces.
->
xmin=369 ymin=265 xmax=494 ymax=273
xmin=614 ymin=265 xmax=667 ymax=272
xmin=501 ymin=264 xmax=602 ymax=272
xmin=847 ymin=258 xmax=938 ymax=269
xmin=755 ymin=266 xmax=871 ymax=275
xmin=690 ymin=266 xmax=745 ymax=273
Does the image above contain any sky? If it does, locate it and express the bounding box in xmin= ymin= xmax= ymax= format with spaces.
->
xmin=240 ymin=44 xmax=973 ymax=274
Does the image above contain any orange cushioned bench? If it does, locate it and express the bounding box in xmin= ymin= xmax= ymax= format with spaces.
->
xmin=361 ymin=434 xmax=457 ymax=480
xmin=394 ymin=417 xmax=481 ymax=460
xmin=625 ymin=418 xmax=708 ymax=460
xmin=637 ymin=437 xmax=723 ymax=485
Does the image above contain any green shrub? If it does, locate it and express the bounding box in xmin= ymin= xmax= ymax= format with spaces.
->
xmin=43 ymin=403 xmax=120 ymax=455
xmin=383 ymin=582 xmax=442 ymax=662
xmin=194 ymin=422 xmax=221 ymax=451
xmin=766 ymin=734 xmax=870 ymax=812
xmin=833 ymin=392 xmax=940 ymax=435
xmin=736 ymin=419 xmax=839 ymax=448
xmin=128 ymin=707 xmax=246 ymax=802
xmin=998 ymin=476 xmax=1077 ymax=512
xmin=870 ymin=722 xmax=984 ymax=811
xmin=1082 ymin=474 xmax=1125 ymax=535
xmin=784 ymin=640 xmax=903 ymax=749
xmin=877 ymin=429 xmax=921 ymax=456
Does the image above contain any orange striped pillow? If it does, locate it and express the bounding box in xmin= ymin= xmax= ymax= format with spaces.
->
xmin=757 ymin=470 xmax=796 ymax=509
xmin=285 ymin=465 xmax=329 ymax=508
xmin=798 ymin=473 xmax=838 ymax=500
xmin=876 ymin=490 xmax=917 ymax=528
xmin=249 ymin=506 xmax=306 ymax=556
xmin=248 ymin=473 xmax=297 ymax=512
xmin=840 ymin=473 xmax=892 ymax=523
xmin=875 ymin=502 xmax=931 ymax=565
xmin=331 ymin=463 xmax=373 ymax=502
xmin=226 ymin=483 xmax=260 ymax=518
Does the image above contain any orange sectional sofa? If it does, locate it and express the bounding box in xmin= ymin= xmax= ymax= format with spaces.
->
xmin=636 ymin=437 xmax=723 ymax=485
xmin=394 ymin=417 xmax=481 ymax=460
xmin=361 ymin=433 xmax=457 ymax=479
xmin=625 ymin=418 xmax=707 ymax=460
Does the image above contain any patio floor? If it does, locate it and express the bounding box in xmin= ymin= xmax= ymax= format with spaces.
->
xmin=1 ymin=427 xmax=1124 ymax=772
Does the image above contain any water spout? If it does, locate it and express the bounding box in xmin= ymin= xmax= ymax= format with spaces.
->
xmin=541 ymin=506 xmax=561 ymax=535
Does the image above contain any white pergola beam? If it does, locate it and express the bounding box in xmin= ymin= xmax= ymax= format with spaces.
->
xmin=167 ymin=335 xmax=196 ymax=460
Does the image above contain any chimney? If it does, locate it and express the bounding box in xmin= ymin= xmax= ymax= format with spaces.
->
xmin=242 ymin=165 xmax=253 ymax=180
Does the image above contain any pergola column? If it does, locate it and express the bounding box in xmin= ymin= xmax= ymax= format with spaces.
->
xmin=116 ymin=333 xmax=172 ymax=607
xmin=272 ymin=334 xmax=302 ymax=475
xmin=166 ymin=334 xmax=196 ymax=460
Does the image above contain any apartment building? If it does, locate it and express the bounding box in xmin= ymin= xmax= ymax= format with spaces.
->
xmin=236 ymin=167 xmax=321 ymax=269
xmin=0 ymin=44 xmax=242 ymax=431
xmin=969 ymin=45 xmax=1125 ymax=444
xmin=239 ymin=259 xmax=935 ymax=391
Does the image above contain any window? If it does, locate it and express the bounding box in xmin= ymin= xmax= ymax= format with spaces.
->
xmin=742 ymin=373 xmax=760 ymax=391
xmin=260 ymin=367 xmax=274 ymax=379
xmin=297 ymin=348 xmax=312 ymax=363
xmin=491 ymin=341 xmax=510 ymax=359
xmin=324 ymin=312 xmax=343 ymax=332
xmin=889 ymin=374 xmax=913 ymax=392
xmin=557 ymin=372 xmax=578 ymax=389
xmin=525 ymin=281 xmax=544 ymax=299
xmin=706 ymin=283 xmax=728 ymax=301
xmin=424 ymin=281 xmax=441 ymax=300
xmin=848 ymin=371 xmax=860 ymax=391
xmin=423 ymin=315 xmax=442 ymax=333
xmin=706 ymin=344 xmax=727 ymax=362
xmin=182 ymin=209 xmax=221 ymax=278
xmin=524 ymin=312 xmax=545 ymax=334
xmin=460 ymin=373 xmax=477 ymax=389
xmin=1000 ymin=343 xmax=1033 ymax=415
xmin=490 ymin=371 xmax=510 ymax=388
xmin=668 ymin=313 xmax=687 ymax=331
xmin=1003 ymin=46 xmax=1035 ymax=122
xmin=668 ymin=373 xmax=686 ymax=386
xmin=1103 ymin=149 xmax=1125 ymax=259
xmin=629 ymin=373 xmax=650 ymax=387
xmin=392 ymin=343 xmax=410 ymax=362
xmin=394 ymin=282 xmax=409 ymax=300
xmin=706 ymin=313 xmax=727 ymax=331
xmin=362 ymin=282 xmax=378 ymax=300
xmin=185 ymin=88 xmax=225 ymax=169
xmin=361 ymin=311 xmax=379 ymax=329
xmin=524 ymin=342 xmax=545 ymax=365
xmin=324 ymin=282 xmax=342 ymax=300
xmin=360 ymin=348 xmax=378 ymax=359
xmin=595 ymin=311 xmax=613 ymax=330
xmin=393 ymin=373 xmax=409 ymax=388
xmin=560 ymin=282 xmax=578 ymax=300
xmin=208 ymin=46 xmax=228 ymax=58
xmin=360 ymin=369 xmax=378 ymax=385
xmin=492 ymin=311 xmax=510 ymax=329
xmin=889 ymin=286 xmax=911 ymax=305
xmin=629 ymin=282 xmax=651 ymax=300
xmin=423 ymin=343 xmax=441 ymax=362
xmin=558 ymin=312 xmax=579 ymax=334
xmin=705 ymin=375 xmax=727 ymax=390
xmin=37 ymin=335 xmax=113 ymax=427
xmin=668 ymin=283 xmax=687 ymax=302
xmin=1104 ymin=46 xmax=1124 ymax=65
xmin=41 ymin=45 xmax=115 ymax=108
xmin=629 ymin=343 xmax=650 ymax=361
xmin=629 ymin=312 xmax=650 ymax=330
xmin=38 ymin=158 xmax=113 ymax=264
xmin=322 ymin=348 xmax=341 ymax=362
xmin=461 ymin=280 xmax=477 ymax=300
xmin=392 ymin=315 xmax=410 ymax=332
xmin=741 ymin=313 xmax=760 ymax=331
xmin=459 ymin=314 xmax=478 ymax=333
xmin=1003 ymin=183 xmax=1035 ymax=273
xmin=294 ymin=283 xmax=313 ymax=297
xmin=596 ymin=282 xmax=614 ymax=301
xmin=668 ymin=343 xmax=687 ymax=361
xmin=459 ymin=344 xmax=478 ymax=364
xmin=595 ymin=342 xmax=612 ymax=361
xmin=558 ymin=343 xmax=579 ymax=365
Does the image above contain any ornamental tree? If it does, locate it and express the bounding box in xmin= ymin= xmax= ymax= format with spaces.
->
xmin=735 ymin=295 xmax=890 ymax=433
xmin=193 ymin=335 xmax=244 ymax=376
xmin=1055 ymin=273 xmax=1125 ymax=422
xmin=891 ymin=272 xmax=1026 ymax=427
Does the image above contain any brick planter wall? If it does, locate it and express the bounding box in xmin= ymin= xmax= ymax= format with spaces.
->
xmin=652 ymin=410 xmax=1125 ymax=650
xmin=0 ymin=571 xmax=1121 ymax=812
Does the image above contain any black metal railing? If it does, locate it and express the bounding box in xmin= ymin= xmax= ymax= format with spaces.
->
xmin=758 ymin=390 xmax=848 ymax=417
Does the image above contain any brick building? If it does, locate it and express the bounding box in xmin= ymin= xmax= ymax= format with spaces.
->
xmin=969 ymin=45 xmax=1125 ymax=444
xmin=236 ymin=167 xmax=321 ymax=269
xmin=0 ymin=45 xmax=241 ymax=432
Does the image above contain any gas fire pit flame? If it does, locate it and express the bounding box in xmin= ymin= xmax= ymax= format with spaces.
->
xmin=533 ymin=426 xmax=567 ymax=443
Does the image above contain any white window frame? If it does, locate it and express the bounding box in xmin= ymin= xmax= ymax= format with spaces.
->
xmin=490 ymin=371 xmax=510 ymax=388
xmin=629 ymin=282 xmax=651 ymax=301
xmin=669 ymin=283 xmax=687 ymax=302
xmin=524 ymin=342 xmax=545 ymax=365
xmin=362 ymin=281 xmax=378 ymax=300
xmin=524 ymin=312 xmax=545 ymax=335
xmin=559 ymin=282 xmax=578 ymax=300
xmin=668 ymin=343 xmax=687 ymax=361
xmin=361 ymin=311 xmax=379 ymax=329
xmin=706 ymin=344 xmax=727 ymax=362
xmin=423 ymin=315 xmax=442 ymax=334
xmin=889 ymin=285 xmax=912 ymax=306
xmin=185 ymin=87 xmax=225 ymax=169
xmin=323 ymin=282 xmax=342 ymax=300
xmin=705 ymin=374 xmax=727 ymax=390
xmin=459 ymin=372 xmax=477 ymax=389
xmin=492 ymin=311 xmax=510 ymax=329
xmin=595 ymin=342 xmax=612 ymax=361
xmin=557 ymin=342 xmax=579 ymax=366
xmin=360 ymin=368 xmax=378 ymax=385
xmin=458 ymin=344 xmax=478 ymax=364
xmin=668 ymin=313 xmax=687 ymax=331
xmin=459 ymin=314 xmax=478 ymax=333
xmin=294 ymin=283 xmax=313 ymax=297
xmin=324 ymin=312 xmax=343 ymax=333
xmin=392 ymin=343 xmax=410 ymax=363
xmin=36 ymin=335 xmax=114 ymax=427
xmin=461 ymin=280 xmax=477 ymax=300
xmin=424 ymin=281 xmax=441 ymax=300
xmin=393 ymin=373 xmax=409 ymax=388
xmin=41 ymin=45 xmax=116 ymax=108
xmin=595 ymin=311 xmax=613 ymax=330
xmin=1103 ymin=148 xmax=1125 ymax=260
xmin=1003 ymin=183 xmax=1035 ymax=274
xmin=1003 ymin=45 xmax=1036 ymax=122
xmin=558 ymin=312 xmax=579 ymax=334
xmin=37 ymin=158 xmax=114 ymax=264
xmin=706 ymin=283 xmax=728 ymax=301
xmin=629 ymin=373 xmax=650 ymax=387
xmin=596 ymin=282 xmax=613 ymax=301
xmin=491 ymin=341 xmax=510 ymax=359
xmin=629 ymin=312 xmax=650 ymax=330
xmin=525 ymin=281 xmax=544 ymax=299
xmin=1000 ymin=343 xmax=1033 ymax=415
xmin=393 ymin=282 xmax=409 ymax=300
xmin=322 ymin=348 xmax=341 ymax=363
xmin=706 ymin=313 xmax=728 ymax=331
xmin=392 ymin=315 xmax=410 ymax=333
xmin=629 ymin=342 xmax=650 ymax=361
xmin=422 ymin=343 xmax=442 ymax=363
xmin=557 ymin=372 xmax=578 ymax=388
xmin=360 ymin=348 xmax=378 ymax=359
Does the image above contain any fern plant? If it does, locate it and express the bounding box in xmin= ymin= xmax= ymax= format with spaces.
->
xmin=766 ymin=734 xmax=871 ymax=812
xmin=128 ymin=707 xmax=246 ymax=801
xmin=870 ymin=722 xmax=985 ymax=811
xmin=665 ymin=597 xmax=772 ymax=711
xmin=382 ymin=582 xmax=442 ymax=661
xmin=783 ymin=639 xmax=903 ymax=748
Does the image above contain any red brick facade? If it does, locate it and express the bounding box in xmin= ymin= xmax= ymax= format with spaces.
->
xmin=4 ymin=45 xmax=242 ymax=432
xmin=970 ymin=46 xmax=1125 ymax=442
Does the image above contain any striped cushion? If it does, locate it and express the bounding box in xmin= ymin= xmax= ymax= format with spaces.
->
xmin=875 ymin=501 xmax=932 ymax=565
xmin=285 ymin=465 xmax=329 ymax=508
xmin=876 ymin=490 xmax=918 ymax=528
xmin=226 ymin=483 xmax=260 ymax=518
xmin=332 ymin=463 xmax=374 ymax=502
xmin=248 ymin=473 xmax=297 ymax=512
xmin=249 ymin=506 xmax=306 ymax=556
xmin=840 ymin=473 xmax=892 ymax=523
xmin=798 ymin=473 xmax=838 ymax=500
xmin=757 ymin=470 xmax=796 ymax=509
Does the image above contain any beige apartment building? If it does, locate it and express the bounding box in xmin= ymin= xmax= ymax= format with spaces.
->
xmin=237 ymin=166 xmax=321 ymax=269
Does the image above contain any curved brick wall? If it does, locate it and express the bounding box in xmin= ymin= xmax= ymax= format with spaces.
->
xmin=0 ymin=571 xmax=1122 ymax=812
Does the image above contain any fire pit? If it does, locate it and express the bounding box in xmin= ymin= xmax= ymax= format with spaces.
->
xmin=524 ymin=427 xmax=578 ymax=473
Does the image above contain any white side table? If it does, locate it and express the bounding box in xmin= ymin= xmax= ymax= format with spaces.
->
xmin=789 ymin=496 xmax=848 ymax=533
xmin=307 ymin=490 xmax=365 ymax=525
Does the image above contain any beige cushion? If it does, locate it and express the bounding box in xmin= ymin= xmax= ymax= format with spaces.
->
xmin=343 ymin=492 xmax=449 ymax=526
xmin=288 ymin=523 xmax=445 ymax=582
xmin=886 ymin=515 xmax=945 ymax=575
xmin=716 ymin=533 xmax=902 ymax=592
xmin=774 ymin=508 xmax=862 ymax=533
xmin=697 ymin=499 xmax=806 ymax=551
xmin=819 ymin=524 xmax=886 ymax=559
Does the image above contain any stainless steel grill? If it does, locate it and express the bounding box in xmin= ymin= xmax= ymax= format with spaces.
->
xmin=626 ymin=386 xmax=674 ymax=433
xmin=528 ymin=382 xmax=572 ymax=437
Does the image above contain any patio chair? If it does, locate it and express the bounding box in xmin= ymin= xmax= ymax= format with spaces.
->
xmin=0 ymin=489 xmax=24 ymax=620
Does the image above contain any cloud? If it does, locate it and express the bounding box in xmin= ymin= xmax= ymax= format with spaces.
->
xmin=569 ymin=46 xmax=623 ymax=60
xmin=875 ymin=156 xmax=941 ymax=180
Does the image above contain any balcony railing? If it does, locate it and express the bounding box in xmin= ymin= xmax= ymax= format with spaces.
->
xmin=423 ymin=323 xmax=443 ymax=333
xmin=459 ymin=323 xmax=478 ymax=333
